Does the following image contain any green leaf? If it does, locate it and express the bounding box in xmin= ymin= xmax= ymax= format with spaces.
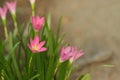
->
xmin=36 ymin=53 xmax=46 ymax=80
xmin=56 ymin=16 xmax=62 ymax=42
xmin=79 ymin=73 xmax=90 ymax=80
xmin=0 ymin=38 xmax=5 ymax=77
xmin=58 ymin=61 xmax=71 ymax=80
xmin=29 ymin=74 xmax=40 ymax=80
xmin=47 ymin=12 xmax=51 ymax=29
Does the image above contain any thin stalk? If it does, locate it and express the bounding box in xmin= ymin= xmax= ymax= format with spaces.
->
xmin=12 ymin=14 xmax=18 ymax=37
xmin=4 ymin=25 xmax=8 ymax=40
xmin=31 ymin=4 xmax=35 ymax=16
xmin=32 ymin=10 xmax=35 ymax=16
xmin=2 ymin=19 xmax=8 ymax=40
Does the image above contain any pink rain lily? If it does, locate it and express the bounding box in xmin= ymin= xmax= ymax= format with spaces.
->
xmin=28 ymin=35 xmax=47 ymax=53
xmin=0 ymin=5 xmax=7 ymax=20
xmin=60 ymin=46 xmax=84 ymax=62
xmin=32 ymin=16 xmax=45 ymax=32
xmin=60 ymin=46 xmax=73 ymax=62
xmin=6 ymin=1 xmax=16 ymax=15
xmin=70 ymin=47 xmax=84 ymax=62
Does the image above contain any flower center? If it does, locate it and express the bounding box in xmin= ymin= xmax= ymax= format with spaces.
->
xmin=32 ymin=44 xmax=39 ymax=50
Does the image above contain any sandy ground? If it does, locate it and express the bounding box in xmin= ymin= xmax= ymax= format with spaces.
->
xmin=0 ymin=0 xmax=120 ymax=80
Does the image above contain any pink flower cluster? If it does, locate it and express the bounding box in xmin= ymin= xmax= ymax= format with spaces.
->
xmin=28 ymin=15 xmax=84 ymax=62
xmin=60 ymin=46 xmax=84 ymax=62
xmin=0 ymin=1 xmax=16 ymax=20
xmin=0 ymin=0 xmax=84 ymax=62
xmin=28 ymin=16 xmax=46 ymax=53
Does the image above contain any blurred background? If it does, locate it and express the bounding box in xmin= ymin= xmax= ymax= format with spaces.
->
xmin=0 ymin=0 xmax=120 ymax=80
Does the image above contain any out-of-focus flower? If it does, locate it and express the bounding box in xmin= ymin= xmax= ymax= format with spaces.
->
xmin=0 ymin=5 xmax=7 ymax=20
xmin=6 ymin=1 xmax=16 ymax=15
xmin=0 ymin=5 xmax=8 ymax=40
xmin=59 ymin=46 xmax=73 ymax=62
xmin=59 ymin=46 xmax=84 ymax=63
xmin=70 ymin=47 xmax=84 ymax=62
xmin=32 ymin=16 xmax=45 ymax=32
xmin=28 ymin=35 xmax=47 ymax=53
xmin=30 ymin=0 xmax=35 ymax=5
xmin=6 ymin=1 xmax=18 ymax=38
xmin=29 ymin=0 xmax=35 ymax=16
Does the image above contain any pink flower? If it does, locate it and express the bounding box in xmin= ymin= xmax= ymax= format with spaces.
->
xmin=30 ymin=0 xmax=35 ymax=4
xmin=60 ymin=46 xmax=73 ymax=62
xmin=6 ymin=1 xmax=16 ymax=15
xmin=28 ymin=35 xmax=47 ymax=53
xmin=60 ymin=46 xmax=84 ymax=62
xmin=32 ymin=16 xmax=45 ymax=32
xmin=0 ymin=5 xmax=7 ymax=20
xmin=70 ymin=47 xmax=84 ymax=62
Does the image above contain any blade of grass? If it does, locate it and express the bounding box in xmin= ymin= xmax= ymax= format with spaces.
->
xmin=29 ymin=74 xmax=40 ymax=80
xmin=56 ymin=16 xmax=62 ymax=42
xmin=58 ymin=61 xmax=71 ymax=80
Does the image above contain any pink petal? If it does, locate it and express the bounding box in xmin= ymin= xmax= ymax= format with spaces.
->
xmin=32 ymin=16 xmax=35 ymax=26
xmin=30 ymin=37 xmax=34 ymax=46
xmin=34 ymin=35 xmax=39 ymax=45
xmin=0 ymin=6 xmax=7 ymax=19
xmin=64 ymin=46 xmax=71 ymax=53
xmin=39 ymin=41 xmax=45 ymax=48
xmin=38 ymin=47 xmax=47 ymax=52
xmin=60 ymin=46 xmax=74 ymax=62
xmin=74 ymin=50 xmax=84 ymax=61
xmin=6 ymin=1 xmax=16 ymax=14
xmin=40 ymin=17 xmax=45 ymax=25
xmin=36 ymin=16 xmax=40 ymax=24
xmin=60 ymin=52 xmax=72 ymax=62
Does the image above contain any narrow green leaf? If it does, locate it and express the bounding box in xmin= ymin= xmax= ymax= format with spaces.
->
xmin=79 ymin=73 xmax=90 ymax=80
xmin=0 ymin=38 xmax=5 ymax=77
xmin=29 ymin=74 xmax=40 ymax=80
xmin=58 ymin=61 xmax=71 ymax=80
xmin=56 ymin=17 xmax=62 ymax=42
xmin=47 ymin=12 xmax=51 ymax=29
xmin=36 ymin=53 xmax=45 ymax=80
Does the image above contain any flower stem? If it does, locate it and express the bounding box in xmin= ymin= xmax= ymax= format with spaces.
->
xmin=31 ymin=4 xmax=35 ymax=16
xmin=2 ymin=19 xmax=8 ymax=40
xmin=4 ymin=25 xmax=8 ymax=40
xmin=12 ymin=14 xmax=18 ymax=37
xmin=32 ymin=10 xmax=35 ymax=16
